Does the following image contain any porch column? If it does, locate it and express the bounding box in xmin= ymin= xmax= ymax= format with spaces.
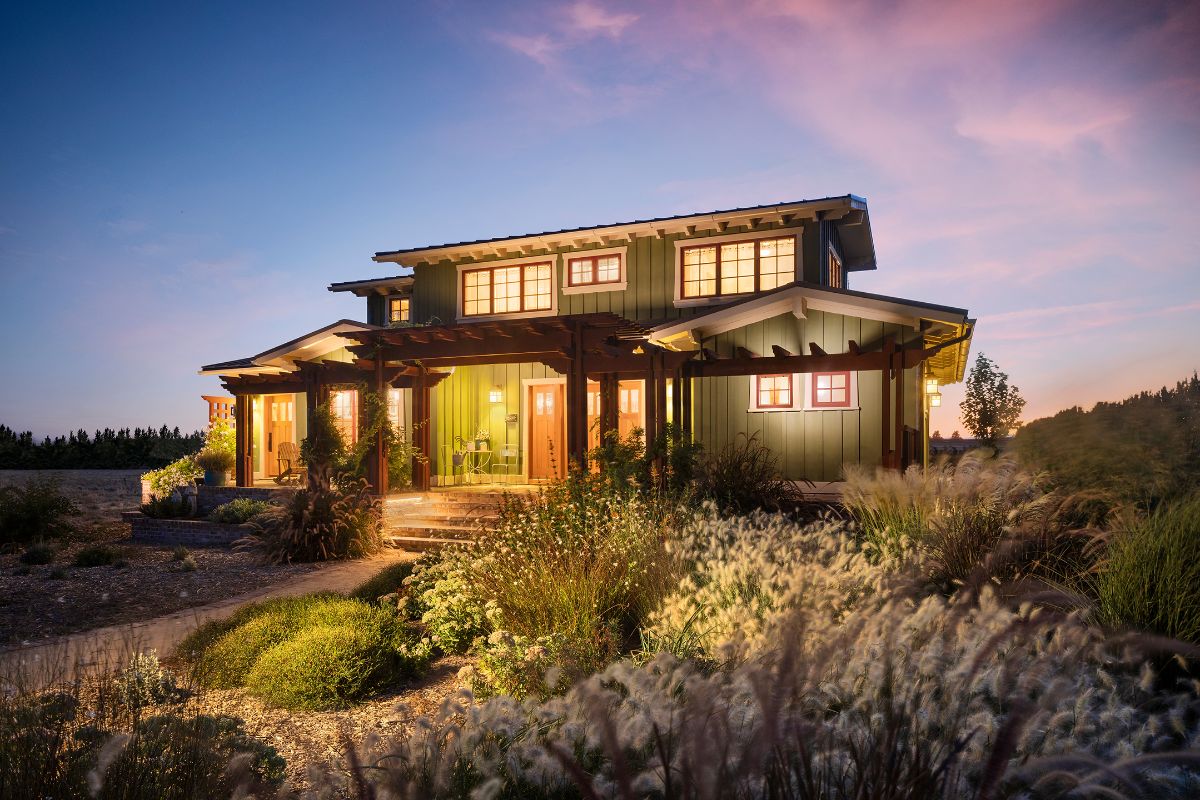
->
xmin=565 ymin=322 xmax=589 ymax=471
xmin=670 ymin=368 xmax=683 ymax=430
xmin=234 ymin=394 xmax=253 ymax=487
xmin=643 ymin=366 xmax=660 ymax=447
xmin=880 ymin=335 xmax=896 ymax=469
xmin=412 ymin=370 xmax=431 ymax=491
xmin=367 ymin=358 xmax=388 ymax=496
xmin=680 ymin=365 xmax=693 ymax=439
xmin=598 ymin=373 xmax=617 ymax=445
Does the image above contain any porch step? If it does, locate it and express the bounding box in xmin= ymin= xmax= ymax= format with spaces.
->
xmin=382 ymin=489 xmax=522 ymax=552
xmin=386 ymin=536 xmax=457 ymax=552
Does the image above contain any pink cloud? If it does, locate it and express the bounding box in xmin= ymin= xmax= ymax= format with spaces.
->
xmin=565 ymin=2 xmax=637 ymax=38
xmin=489 ymin=32 xmax=560 ymax=67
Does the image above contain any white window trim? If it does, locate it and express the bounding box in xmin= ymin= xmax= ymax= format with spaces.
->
xmin=673 ymin=229 xmax=803 ymax=308
xmin=561 ymin=245 xmax=628 ymax=295
xmin=802 ymin=371 xmax=860 ymax=411
xmin=455 ymin=255 xmax=560 ymax=322
xmin=748 ymin=373 xmax=802 ymax=413
xmin=385 ymin=293 xmax=411 ymax=324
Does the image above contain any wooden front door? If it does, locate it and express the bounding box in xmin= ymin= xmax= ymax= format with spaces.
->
xmin=263 ymin=395 xmax=295 ymax=478
xmin=528 ymin=384 xmax=564 ymax=481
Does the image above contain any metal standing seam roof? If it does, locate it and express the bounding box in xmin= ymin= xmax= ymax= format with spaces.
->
xmin=373 ymin=195 xmax=867 ymax=258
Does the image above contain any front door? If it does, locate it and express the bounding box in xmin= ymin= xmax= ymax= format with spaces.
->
xmin=263 ymin=395 xmax=295 ymax=478
xmin=528 ymin=384 xmax=564 ymax=481
xmin=618 ymin=380 xmax=644 ymax=439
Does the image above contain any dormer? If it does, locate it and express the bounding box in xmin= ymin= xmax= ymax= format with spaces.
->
xmin=328 ymin=273 xmax=415 ymax=326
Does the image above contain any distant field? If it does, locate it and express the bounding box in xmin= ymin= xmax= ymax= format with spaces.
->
xmin=0 ymin=469 xmax=143 ymax=523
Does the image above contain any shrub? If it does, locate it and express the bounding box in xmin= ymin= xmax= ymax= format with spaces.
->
xmin=350 ymin=560 xmax=415 ymax=603
xmin=75 ymin=545 xmax=118 ymax=568
xmin=139 ymin=494 xmax=193 ymax=519
xmin=695 ymin=432 xmax=805 ymax=513
xmin=463 ymin=630 xmax=575 ymax=701
xmin=115 ymin=651 xmax=178 ymax=709
xmin=238 ymin=479 xmax=382 ymax=563
xmin=171 ymin=545 xmax=189 ymax=560
xmin=1095 ymin=494 xmax=1200 ymax=644
xmin=141 ymin=455 xmax=202 ymax=499
xmin=245 ymin=615 xmax=428 ymax=710
xmin=402 ymin=555 xmax=492 ymax=653
xmin=181 ymin=594 xmax=431 ymax=708
xmin=194 ymin=447 xmax=235 ymax=473
xmin=207 ymin=498 xmax=273 ymax=524
xmin=19 ymin=541 xmax=54 ymax=565
xmin=0 ymin=475 xmax=76 ymax=544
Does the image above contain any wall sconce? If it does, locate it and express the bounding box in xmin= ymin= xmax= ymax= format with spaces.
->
xmin=925 ymin=377 xmax=939 ymax=395
xmin=929 ymin=391 xmax=942 ymax=407
xmin=488 ymin=387 xmax=503 ymax=403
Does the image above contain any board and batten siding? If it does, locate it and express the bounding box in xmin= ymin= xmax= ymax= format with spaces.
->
xmin=408 ymin=220 xmax=822 ymax=327
xmin=694 ymin=310 xmax=922 ymax=482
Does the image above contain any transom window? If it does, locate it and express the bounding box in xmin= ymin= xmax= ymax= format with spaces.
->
xmin=681 ymin=236 xmax=795 ymax=299
xmin=812 ymin=371 xmax=851 ymax=408
xmin=462 ymin=262 xmax=553 ymax=317
xmin=568 ymin=253 xmax=622 ymax=286
xmin=388 ymin=296 xmax=410 ymax=323
xmin=756 ymin=374 xmax=794 ymax=409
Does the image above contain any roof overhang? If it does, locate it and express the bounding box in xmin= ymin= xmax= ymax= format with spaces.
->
xmin=649 ymin=283 xmax=973 ymax=384
xmin=373 ymin=195 xmax=872 ymax=267
xmin=328 ymin=274 xmax=414 ymax=297
xmin=199 ymin=319 xmax=379 ymax=377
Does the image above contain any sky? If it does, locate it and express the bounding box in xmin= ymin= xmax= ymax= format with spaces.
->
xmin=1 ymin=0 xmax=1197 ymax=437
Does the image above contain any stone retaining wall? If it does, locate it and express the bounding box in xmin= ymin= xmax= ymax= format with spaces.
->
xmin=196 ymin=485 xmax=283 ymax=515
xmin=123 ymin=512 xmax=251 ymax=547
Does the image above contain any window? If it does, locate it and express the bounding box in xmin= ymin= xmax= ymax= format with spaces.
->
xmin=568 ymin=253 xmax=622 ymax=286
xmin=462 ymin=262 xmax=553 ymax=317
xmin=680 ymin=236 xmax=795 ymax=299
xmin=756 ymin=374 xmax=793 ymax=409
xmin=811 ymin=371 xmax=851 ymax=408
xmin=388 ymin=296 xmax=410 ymax=323
xmin=828 ymin=248 xmax=844 ymax=289
xmin=330 ymin=389 xmax=359 ymax=443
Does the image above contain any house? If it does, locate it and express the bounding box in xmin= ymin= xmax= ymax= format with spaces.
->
xmin=200 ymin=195 xmax=973 ymax=492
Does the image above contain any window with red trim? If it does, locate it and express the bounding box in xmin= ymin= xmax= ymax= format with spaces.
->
xmin=681 ymin=236 xmax=795 ymax=299
xmin=811 ymin=371 xmax=851 ymax=408
xmin=461 ymin=262 xmax=553 ymax=317
xmin=567 ymin=253 xmax=622 ymax=286
xmin=756 ymin=374 xmax=794 ymax=409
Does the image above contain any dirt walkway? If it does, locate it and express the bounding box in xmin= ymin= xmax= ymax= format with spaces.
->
xmin=0 ymin=548 xmax=417 ymax=689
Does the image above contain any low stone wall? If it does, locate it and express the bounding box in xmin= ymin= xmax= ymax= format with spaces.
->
xmin=196 ymin=485 xmax=283 ymax=515
xmin=123 ymin=512 xmax=252 ymax=548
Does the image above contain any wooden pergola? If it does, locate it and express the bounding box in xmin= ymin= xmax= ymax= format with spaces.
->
xmin=220 ymin=312 xmax=967 ymax=492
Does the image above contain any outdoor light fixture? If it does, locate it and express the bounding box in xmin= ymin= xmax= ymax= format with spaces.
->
xmin=488 ymin=387 xmax=503 ymax=403
xmin=929 ymin=391 xmax=942 ymax=407
xmin=925 ymin=377 xmax=939 ymax=395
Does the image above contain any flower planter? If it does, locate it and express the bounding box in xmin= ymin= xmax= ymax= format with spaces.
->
xmin=204 ymin=469 xmax=229 ymax=487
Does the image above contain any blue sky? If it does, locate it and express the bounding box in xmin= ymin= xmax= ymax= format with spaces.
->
xmin=1 ymin=0 xmax=1197 ymax=436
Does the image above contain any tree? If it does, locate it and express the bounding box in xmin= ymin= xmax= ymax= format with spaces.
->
xmin=960 ymin=353 xmax=1026 ymax=448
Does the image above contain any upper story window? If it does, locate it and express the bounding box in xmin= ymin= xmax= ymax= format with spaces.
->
xmin=462 ymin=262 xmax=553 ymax=317
xmin=680 ymin=235 xmax=795 ymax=299
xmin=568 ymin=253 xmax=621 ymax=286
xmin=756 ymin=374 xmax=793 ymax=409
xmin=388 ymin=296 xmax=410 ymax=323
xmin=828 ymin=248 xmax=844 ymax=289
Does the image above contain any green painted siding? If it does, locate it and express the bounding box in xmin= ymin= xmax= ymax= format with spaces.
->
xmin=695 ymin=310 xmax=922 ymax=482
xmin=429 ymin=362 xmax=560 ymax=482
xmin=410 ymin=219 xmax=821 ymax=326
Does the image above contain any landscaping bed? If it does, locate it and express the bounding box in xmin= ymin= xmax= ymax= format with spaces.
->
xmin=0 ymin=537 xmax=317 ymax=646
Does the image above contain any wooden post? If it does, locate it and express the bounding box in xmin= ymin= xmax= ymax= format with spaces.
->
xmin=880 ymin=336 xmax=895 ymax=469
xmin=234 ymin=394 xmax=253 ymax=487
xmin=894 ymin=355 xmax=905 ymax=471
xmin=564 ymin=321 xmax=589 ymax=471
xmin=412 ymin=370 xmax=430 ymax=491
xmin=681 ymin=366 xmax=693 ymax=438
xmin=670 ymin=368 xmax=683 ymax=430
xmin=599 ymin=373 xmax=617 ymax=444
xmin=369 ymin=358 xmax=388 ymax=496
xmin=654 ymin=354 xmax=668 ymax=442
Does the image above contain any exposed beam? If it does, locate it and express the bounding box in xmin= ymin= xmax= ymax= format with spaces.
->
xmin=771 ymin=345 xmax=793 ymax=358
xmin=809 ymin=342 xmax=827 ymax=356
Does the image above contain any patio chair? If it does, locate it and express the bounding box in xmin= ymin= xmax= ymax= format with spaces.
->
xmin=275 ymin=441 xmax=301 ymax=485
xmin=491 ymin=444 xmax=521 ymax=483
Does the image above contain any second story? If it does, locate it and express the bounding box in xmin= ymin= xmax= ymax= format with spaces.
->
xmin=329 ymin=196 xmax=876 ymax=327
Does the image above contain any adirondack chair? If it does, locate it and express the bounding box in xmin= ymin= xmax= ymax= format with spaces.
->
xmin=275 ymin=441 xmax=301 ymax=485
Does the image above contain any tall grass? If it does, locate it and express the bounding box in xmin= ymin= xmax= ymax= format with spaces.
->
xmin=1096 ymin=494 xmax=1200 ymax=644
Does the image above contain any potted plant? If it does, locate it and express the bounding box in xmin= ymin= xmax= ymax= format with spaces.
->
xmin=474 ymin=428 xmax=491 ymax=450
xmin=195 ymin=448 xmax=235 ymax=486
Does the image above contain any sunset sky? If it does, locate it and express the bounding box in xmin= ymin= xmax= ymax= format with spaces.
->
xmin=1 ymin=0 xmax=1197 ymax=437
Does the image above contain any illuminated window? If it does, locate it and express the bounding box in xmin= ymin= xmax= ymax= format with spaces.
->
xmin=462 ymin=262 xmax=553 ymax=317
xmin=567 ymin=253 xmax=622 ymax=287
xmin=330 ymin=389 xmax=359 ymax=444
xmin=388 ymin=296 xmax=410 ymax=323
xmin=386 ymin=388 xmax=403 ymax=427
xmin=811 ymin=372 xmax=851 ymax=408
xmin=828 ymin=249 xmax=844 ymax=289
xmin=681 ymin=236 xmax=795 ymax=299
xmin=756 ymin=374 xmax=793 ymax=409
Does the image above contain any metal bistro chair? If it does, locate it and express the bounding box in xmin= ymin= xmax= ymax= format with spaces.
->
xmin=491 ymin=444 xmax=521 ymax=484
xmin=275 ymin=441 xmax=301 ymax=485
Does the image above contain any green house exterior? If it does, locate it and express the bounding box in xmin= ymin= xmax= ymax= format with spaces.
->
xmin=201 ymin=196 xmax=973 ymax=490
